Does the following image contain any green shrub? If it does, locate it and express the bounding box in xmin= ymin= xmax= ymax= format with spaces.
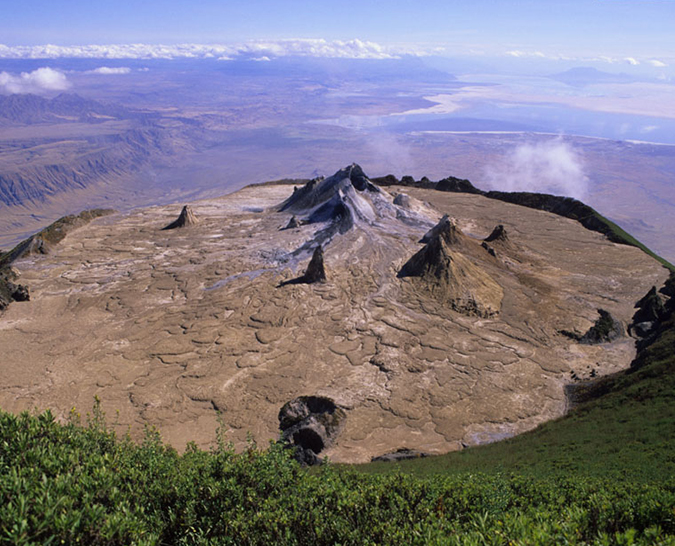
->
xmin=2 ymin=403 xmax=675 ymax=544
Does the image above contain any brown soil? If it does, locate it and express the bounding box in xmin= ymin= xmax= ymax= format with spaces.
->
xmin=0 ymin=183 xmax=667 ymax=463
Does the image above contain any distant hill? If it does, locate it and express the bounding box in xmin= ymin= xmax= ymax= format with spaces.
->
xmin=0 ymin=93 xmax=198 ymax=221
xmin=0 ymin=93 xmax=138 ymax=125
xmin=549 ymin=66 xmax=636 ymax=86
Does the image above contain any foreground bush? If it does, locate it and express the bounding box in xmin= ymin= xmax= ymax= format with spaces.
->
xmin=1 ymin=407 xmax=675 ymax=545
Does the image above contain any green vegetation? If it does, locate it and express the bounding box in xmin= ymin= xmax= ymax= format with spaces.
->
xmin=1 ymin=403 xmax=674 ymax=545
xmin=593 ymin=211 xmax=675 ymax=272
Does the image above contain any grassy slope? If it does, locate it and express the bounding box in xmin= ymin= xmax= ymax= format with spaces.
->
xmin=2 ymin=406 xmax=675 ymax=544
xmin=593 ymin=211 xmax=675 ymax=272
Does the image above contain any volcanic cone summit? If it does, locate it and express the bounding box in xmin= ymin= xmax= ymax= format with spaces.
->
xmin=420 ymin=215 xmax=464 ymax=245
xmin=400 ymin=220 xmax=504 ymax=317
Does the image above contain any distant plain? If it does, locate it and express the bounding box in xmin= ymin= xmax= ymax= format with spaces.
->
xmin=2 ymin=56 xmax=675 ymax=262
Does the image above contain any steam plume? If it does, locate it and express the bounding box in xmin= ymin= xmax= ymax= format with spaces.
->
xmin=483 ymin=140 xmax=589 ymax=200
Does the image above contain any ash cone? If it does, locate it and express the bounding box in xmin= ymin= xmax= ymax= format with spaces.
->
xmin=162 ymin=205 xmax=197 ymax=230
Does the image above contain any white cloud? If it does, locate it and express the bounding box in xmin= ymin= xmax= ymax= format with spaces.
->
xmin=85 ymin=66 xmax=131 ymax=74
xmin=505 ymin=49 xmax=559 ymax=60
xmin=0 ymin=67 xmax=70 ymax=94
xmin=483 ymin=140 xmax=589 ymax=200
xmin=0 ymin=40 xmax=432 ymax=61
xmin=502 ymin=50 xmax=673 ymax=68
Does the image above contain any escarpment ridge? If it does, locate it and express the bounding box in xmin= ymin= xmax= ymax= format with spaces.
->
xmin=373 ymin=173 xmax=675 ymax=271
xmin=0 ymin=164 xmax=668 ymax=463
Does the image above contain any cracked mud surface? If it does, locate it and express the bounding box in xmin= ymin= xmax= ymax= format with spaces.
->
xmin=0 ymin=183 xmax=668 ymax=462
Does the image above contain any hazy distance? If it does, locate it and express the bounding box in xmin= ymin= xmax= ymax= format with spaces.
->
xmin=1 ymin=1 xmax=674 ymax=261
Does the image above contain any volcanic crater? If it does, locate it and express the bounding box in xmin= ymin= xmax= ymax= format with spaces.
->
xmin=0 ymin=164 xmax=667 ymax=463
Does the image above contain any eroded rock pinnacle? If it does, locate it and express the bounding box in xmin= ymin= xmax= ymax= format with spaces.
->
xmin=162 ymin=205 xmax=197 ymax=230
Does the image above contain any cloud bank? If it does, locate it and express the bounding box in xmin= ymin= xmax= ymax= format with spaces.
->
xmin=0 ymin=40 xmax=433 ymax=61
xmin=0 ymin=67 xmax=70 ymax=94
xmin=504 ymin=49 xmax=670 ymax=67
xmin=483 ymin=140 xmax=589 ymax=200
xmin=85 ymin=66 xmax=132 ymax=74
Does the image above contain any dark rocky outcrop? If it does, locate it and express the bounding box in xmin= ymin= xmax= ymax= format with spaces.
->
xmin=10 ymin=283 xmax=30 ymax=302
xmin=481 ymin=242 xmax=496 ymax=257
xmin=347 ymin=164 xmax=374 ymax=191
xmin=579 ymin=309 xmax=624 ymax=344
xmin=279 ymin=246 xmax=327 ymax=286
xmin=304 ymin=246 xmax=327 ymax=283
xmin=371 ymin=174 xmax=435 ymax=190
xmin=371 ymin=448 xmax=430 ymax=463
xmin=561 ymin=310 xmax=624 ymax=344
xmin=633 ymin=287 xmax=666 ymax=324
xmin=628 ymin=287 xmax=667 ymax=339
xmin=278 ymin=396 xmax=346 ymax=466
xmin=659 ymin=274 xmax=675 ymax=300
xmin=400 ymin=220 xmax=503 ymax=317
xmin=369 ymin=174 xmax=399 ymax=186
xmin=0 ymin=267 xmax=29 ymax=312
xmin=484 ymin=225 xmax=509 ymax=244
xmin=162 ymin=205 xmax=197 ymax=230
xmin=436 ymin=176 xmax=482 ymax=194
xmin=481 ymin=225 xmax=513 ymax=258
xmin=282 ymin=216 xmax=301 ymax=230
xmin=630 ymin=274 xmax=675 ymax=371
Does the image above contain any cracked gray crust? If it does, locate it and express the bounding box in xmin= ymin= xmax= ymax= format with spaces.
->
xmin=0 ymin=184 xmax=668 ymax=463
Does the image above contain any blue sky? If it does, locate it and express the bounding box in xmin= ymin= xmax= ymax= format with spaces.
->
xmin=3 ymin=0 xmax=674 ymax=60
